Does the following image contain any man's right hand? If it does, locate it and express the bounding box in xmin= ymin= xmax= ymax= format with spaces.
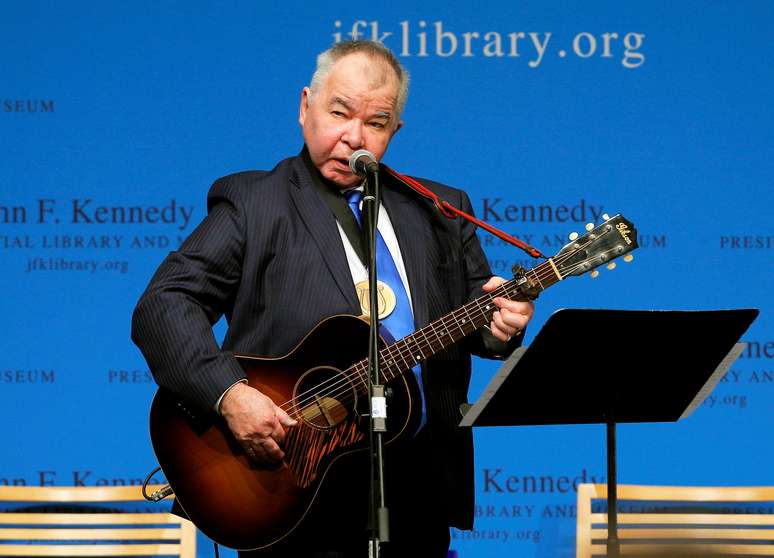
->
xmin=219 ymin=382 xmax=297 ymax=464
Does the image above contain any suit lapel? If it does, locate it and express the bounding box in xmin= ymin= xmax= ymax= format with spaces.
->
xmin=287 ymin=155 xmax=434 ymax=327
xmin=288 ymin=158 xmax=360 ymax=313
xmin=382 ymin=183 xmax=430 ymax=329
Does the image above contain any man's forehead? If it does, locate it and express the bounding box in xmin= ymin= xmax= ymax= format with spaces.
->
xmin=323 ymin=53 xmax=400 ymax=98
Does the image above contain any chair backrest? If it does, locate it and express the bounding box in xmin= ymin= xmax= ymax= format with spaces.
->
xmin=0 ymin=485 xmax=195 ymax=557
xmin=577 ymin=483 xmax=774 ymax=557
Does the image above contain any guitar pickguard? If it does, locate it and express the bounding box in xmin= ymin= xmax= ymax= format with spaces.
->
xmin=284 ymin=415 xmax=365 ymax=488
xmin=284 ymin=364 xmax=366 ymax=487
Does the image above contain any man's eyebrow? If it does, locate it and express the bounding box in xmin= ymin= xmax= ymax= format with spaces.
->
xmin=330 ymin=96 xmax=352 ymax=110
xmin=373 ymin=111 xmax=392 ymax=120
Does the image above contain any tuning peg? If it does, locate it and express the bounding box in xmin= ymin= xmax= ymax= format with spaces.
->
xmin=602 ymin=213 xmax=610 ymax=221
xmin=585 ymin=222 xmax=594 ymax=231
xmin=568 ymin=232 xmax=579 ymax=241
xmin=590 ymin=270 xmax=599 ymax=279
xmin=607 ymin=262 xmax=616 ymax=270
xmin=623 ymin=254 xmax=634 ymax=263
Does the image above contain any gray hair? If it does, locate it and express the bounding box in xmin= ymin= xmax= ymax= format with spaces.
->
xmin=308 ymin=40 xmax=410 ymax=119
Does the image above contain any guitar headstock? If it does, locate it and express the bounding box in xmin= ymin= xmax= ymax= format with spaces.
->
xmin=553 ymin=213 xmax=638 ymax=278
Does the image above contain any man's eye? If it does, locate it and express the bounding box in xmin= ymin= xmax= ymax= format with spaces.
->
xmin=332 ymin=111 xmax=345 ymax=117
xmin=369 ymin=122 xmax=385 ymax=129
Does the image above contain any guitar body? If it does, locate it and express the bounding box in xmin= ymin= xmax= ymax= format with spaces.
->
xmin=149 ymin=314 xmax=422 ymax=551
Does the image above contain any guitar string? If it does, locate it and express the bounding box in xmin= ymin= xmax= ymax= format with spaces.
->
xmin=277 ymin=245 xmax=616 ymax=421
xmin=275 ymin=244 xmax=604 ymax=420
xmin=278 ymin=248 xmax=613 ymax=423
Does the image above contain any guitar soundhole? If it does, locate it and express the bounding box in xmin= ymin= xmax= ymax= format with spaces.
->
xmin=294 ymin=366 xmax=357 ymax=430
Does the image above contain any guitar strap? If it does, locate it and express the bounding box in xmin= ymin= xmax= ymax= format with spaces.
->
xmin=383 ymin=165 xmax=547 ymax=260
xmin=302 ymin=147 xmax=547 ymax=263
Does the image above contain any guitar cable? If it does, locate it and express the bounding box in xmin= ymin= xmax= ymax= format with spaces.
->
xmin=141 ymin=466 xmax=174 ymax=502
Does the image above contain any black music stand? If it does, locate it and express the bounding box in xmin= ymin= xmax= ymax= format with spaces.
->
xmin=460 ymin=308 xmax=759 ymax=558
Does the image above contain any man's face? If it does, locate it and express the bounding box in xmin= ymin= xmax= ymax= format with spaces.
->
xmin=299 ymin=53 xmax=402 ymax=189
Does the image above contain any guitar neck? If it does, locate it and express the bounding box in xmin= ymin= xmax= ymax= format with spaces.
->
xmin=350 ymin=258 xmax=562 ymax=386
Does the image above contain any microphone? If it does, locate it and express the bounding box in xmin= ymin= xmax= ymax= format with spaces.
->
xmin=348 ymin=149 xmax=379 ymax=176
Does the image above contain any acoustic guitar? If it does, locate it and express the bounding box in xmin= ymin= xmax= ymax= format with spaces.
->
xmin=149 ymin=214 xmax=638 ymax=550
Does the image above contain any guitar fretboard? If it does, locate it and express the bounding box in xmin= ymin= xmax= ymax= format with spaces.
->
xmin=348 ymin=258 xmax=562 ymax=390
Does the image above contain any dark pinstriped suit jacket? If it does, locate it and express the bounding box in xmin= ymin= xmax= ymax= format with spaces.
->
xmin=131 ymin=151 xmax=515 ymax=529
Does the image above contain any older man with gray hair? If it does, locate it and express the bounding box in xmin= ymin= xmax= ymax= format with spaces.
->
xmin=133 ymin=39 xmax=533 ymax=557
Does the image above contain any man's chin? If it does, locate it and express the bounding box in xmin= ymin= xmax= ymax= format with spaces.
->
xmin=322 ymin=170 xmax=359 ymax=189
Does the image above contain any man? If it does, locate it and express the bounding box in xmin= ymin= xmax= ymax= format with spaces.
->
xmin=132 ymin=40 xmax=534 ymax=557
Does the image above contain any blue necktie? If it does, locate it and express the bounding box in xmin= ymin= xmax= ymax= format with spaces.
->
xmin=345 ymin=189 xmax=426 ymax=432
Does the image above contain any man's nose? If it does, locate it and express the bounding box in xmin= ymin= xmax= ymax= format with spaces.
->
xmin=342 ymin=120 xmax=364 ymax=149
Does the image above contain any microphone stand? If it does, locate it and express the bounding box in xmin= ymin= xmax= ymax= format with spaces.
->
xmin=361 ymin=165 xmax=389 ymax=558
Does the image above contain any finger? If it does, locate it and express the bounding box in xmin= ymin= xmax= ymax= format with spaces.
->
xmin=482 ymin=276 xmax=505 ymax=292
xmin=500 ymin=305 xmax=532 ymax=332
xmin=244 ymin=445 xmax=271 ymax=463
xmin=491 ymin=310 xmax=518 ymax=339
xmin=488 ymin=322 xmax=511 ymax=343
xmin=246 ymin=439 xmax=284 ymax=463
xmin=514 ymin=299 xmax=535 ymax=319
xmin=494 ymin=297 xmax=534 ymax=319
xmin=258 ymin=438 xmax=285 ymax=462
xmin=276 ymin=406 xmax=298 ymax=427
xmin=270 ymin=421 xmax=288 ymax=445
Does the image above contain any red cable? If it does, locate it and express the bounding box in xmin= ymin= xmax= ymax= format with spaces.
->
xmin=383 ymin=165 xmax=546 ymax=260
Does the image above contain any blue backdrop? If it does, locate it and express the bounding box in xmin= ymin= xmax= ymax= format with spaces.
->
xmin=3 ymin=2 xmax=773 ymax=557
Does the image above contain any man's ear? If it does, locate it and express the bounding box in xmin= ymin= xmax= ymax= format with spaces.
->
xmin=298 ymin=87 xmax=311 ymax=126
xmin=392 ymin=119 xmax=403 ymax=136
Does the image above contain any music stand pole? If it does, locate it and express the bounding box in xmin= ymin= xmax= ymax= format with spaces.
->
xmin=607 ymin=419 xmax=619 ymax=557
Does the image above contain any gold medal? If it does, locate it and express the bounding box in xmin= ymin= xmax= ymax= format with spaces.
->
xmin=354 ymin=280 xmax=397 ymax=319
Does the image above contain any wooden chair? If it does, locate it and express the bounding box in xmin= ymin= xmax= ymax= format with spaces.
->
xmin=0 ymin=485 xmax=195 ymax=557
xmin=577 ymin=483 xmax=774 ymax=557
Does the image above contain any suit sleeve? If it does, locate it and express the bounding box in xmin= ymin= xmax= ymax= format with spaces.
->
xmin=131 ymin=179 xmax=248 ymax=414
xmin=457 ymin=189 xmax=523 ymax=359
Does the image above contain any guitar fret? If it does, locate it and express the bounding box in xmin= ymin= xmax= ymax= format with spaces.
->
xmin=425 ymin=324 xmax=446 ymax=352
xmin=474 ymin=297 xmax=491 ymax=323
xmin=460 ymin=304 xmax=478 ymax=333
xmin=424 ymin=326 xmax=438 ymax=350
xmin=349 ymin=362 xmax=368 ymax=394
xmin=454 ymin=316 xmax=465 ymax=336
xmin=436 ymin=322 xmax=452 ymax=345
xmin=358 ymin=362 xmax=370 ymax=387
xmin=453 ymin=308 xmax=466 ymax=336
xmin=401 ymin=337 xmax=416 ymax=369
xmin=415 ymin=329 xmax=429 ymax=361
xmin=530 ymin=268 xmax=545 ymax=290
xmin=483 ymin=299 xmax=494 ymax=316
xmin=397 ymin=338 xmax=415 ymax=368
xmin=382 ymin=346 xmax=400 ymax=381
